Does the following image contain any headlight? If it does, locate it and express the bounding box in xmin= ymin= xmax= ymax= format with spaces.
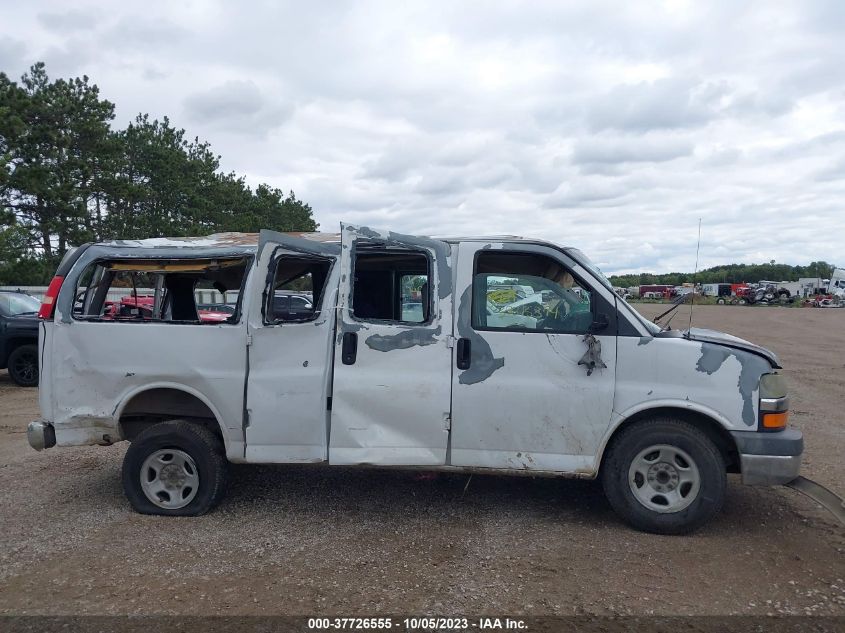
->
xmin=760 ymin=373 xmax=788 ymax=399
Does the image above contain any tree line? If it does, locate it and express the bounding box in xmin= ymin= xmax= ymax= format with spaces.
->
xmin=608 ymin=261 xmax=837 ymax=289
xmin=0 ymin=63 xmax=318 ymax=284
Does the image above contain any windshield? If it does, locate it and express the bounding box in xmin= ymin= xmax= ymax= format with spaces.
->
xmin=565 ymin=248 xmax=613 ymax=291
xmin=0 ymin=293 xmax=41 ymax=316
xmin=565 ymin=247 xmax=661 ymax=334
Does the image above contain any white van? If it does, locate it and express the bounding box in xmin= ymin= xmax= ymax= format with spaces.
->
xmin=28 ymin=225 xmax=800 ymax=534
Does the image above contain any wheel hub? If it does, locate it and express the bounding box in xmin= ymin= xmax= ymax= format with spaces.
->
xmin=647 ymin=462 xmax=680 ymax=492
xmin=140 ymin=449 xmax=200 ymax=510
xmin=159 ymin=463 xmax=188 ymax=488
xmin=628 ymin=444 xmax=701 ymax=514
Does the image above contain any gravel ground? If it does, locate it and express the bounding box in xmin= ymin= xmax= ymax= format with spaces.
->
xmin=0 ymin=305 xmax=842 ymax=616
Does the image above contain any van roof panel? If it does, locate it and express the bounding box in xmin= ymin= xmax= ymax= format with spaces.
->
xmin=94 ymin=231 xmax=568 ymax=253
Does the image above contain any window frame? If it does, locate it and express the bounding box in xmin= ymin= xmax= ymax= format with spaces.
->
xmin=471 ymin=249 xmax=597 ymax=336
xmin=70 ymin=255 xmax=252 ymax=326
xmin=262 ymin=250 xmax=334 ymax=326
xmin=349 ymin=246 xmax=434 ymax=326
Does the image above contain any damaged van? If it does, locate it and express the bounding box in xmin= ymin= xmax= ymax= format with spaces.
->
xmin=28 ymin=226 xmax=801 ymax=534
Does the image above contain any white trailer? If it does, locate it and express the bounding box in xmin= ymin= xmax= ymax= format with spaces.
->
xmin=798 ymin=277 xmax=826 ymax=296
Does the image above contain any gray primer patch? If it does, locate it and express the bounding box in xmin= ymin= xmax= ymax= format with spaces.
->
xmin=456 ymin=285 xmax=504 ymax=385
xmin=365 ymin=326 xmax=442 ymax=352
xmin=696 ymin=342 xmax=770 ymax=426
xmin=695 ymin=344 xmax=731 ymax=375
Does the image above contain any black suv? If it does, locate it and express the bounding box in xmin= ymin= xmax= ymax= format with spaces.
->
xmin=0 ymin=290 xmax=40 ymax=386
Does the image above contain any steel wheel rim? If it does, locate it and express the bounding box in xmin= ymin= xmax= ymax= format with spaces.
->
xmin=628 ymin=444 xmax=701 ymax=513
xmin=12 ymin=352 xmax=38 ymax=383
xmin=140 ymin=449 xmax=199 ymax=509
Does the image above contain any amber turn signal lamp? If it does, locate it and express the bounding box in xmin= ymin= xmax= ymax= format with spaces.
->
xmin=762 ymin=411 xmax=789 ymax=429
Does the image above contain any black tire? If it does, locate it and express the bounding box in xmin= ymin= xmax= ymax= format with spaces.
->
xmin=122 ymin=420 xmax=228 ymax=516
xmin=601 ymin=418 xmax=726 ymax=535
xmin=716 ymin=298 xmax=726 ymax=305
xmin=8 ymin=344 xmax=39 ymax=387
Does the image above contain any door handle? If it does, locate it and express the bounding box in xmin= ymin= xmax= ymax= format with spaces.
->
xmin=341 ymin=331 xmax=358 ymax=365
xmin=456 ymin=337 xmax=471 ymax=370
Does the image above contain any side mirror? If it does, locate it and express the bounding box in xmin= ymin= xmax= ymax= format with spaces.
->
xmin=589 ymin=312 xmax=610 ymax=333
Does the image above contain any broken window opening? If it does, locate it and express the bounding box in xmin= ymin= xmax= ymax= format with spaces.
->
xmin=472 ymin=251 xmax=593 ymax=334
xmin=72 ymin=256 xmax=250 ymax=325
xmin=352 ymin=249 xmax=430 ymax=324
xmin=265 ymin=254 xmax=332 ymax=324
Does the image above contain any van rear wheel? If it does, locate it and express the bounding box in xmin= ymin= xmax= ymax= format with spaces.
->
xmin=122 ymin=420 xmax=228 ymax=516
xmin=601 ymin=418 xmax=726 ymax=534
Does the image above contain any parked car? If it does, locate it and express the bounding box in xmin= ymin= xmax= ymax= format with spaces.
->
xmin=271 ymin=292 xmax=314 ymax=320
xmin=28 ymin=226 xmax=800 ymax=534
xmin=0 ymin=290 xmax=41 ymax=386
xmin=101 ymin=295 xmax=237 ymax=323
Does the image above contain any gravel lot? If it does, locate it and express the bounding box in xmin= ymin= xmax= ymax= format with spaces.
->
xmin=0 ymin=305 xmax=843 ymax=616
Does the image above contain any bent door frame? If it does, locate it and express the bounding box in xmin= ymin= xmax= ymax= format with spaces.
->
xmin=243 ymin=230 xmax=341 ymax=462
xmin=328 ymin=224 xmax=455 ymax=465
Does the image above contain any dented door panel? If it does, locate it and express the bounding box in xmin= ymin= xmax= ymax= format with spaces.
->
xmin=244 ymin=233 xmax=341 ymax=463
xmin=328 ymin=224 xmax=453 ymax=466
xmin=449 ymin=242 xmax=617 ymax=473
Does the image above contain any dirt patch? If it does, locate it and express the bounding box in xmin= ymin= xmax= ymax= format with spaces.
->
xmin=0 ymin=305 xmax=843 ymax=616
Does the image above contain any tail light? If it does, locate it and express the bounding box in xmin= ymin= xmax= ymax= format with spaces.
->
xmin=38 ymin=276 xmax=65 ymax=320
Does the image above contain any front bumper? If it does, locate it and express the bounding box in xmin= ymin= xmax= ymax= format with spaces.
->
xmin=731 ymin=428 xmax=803 ymax=485
xmin=27 ymin=419 xmax=56 ymax=451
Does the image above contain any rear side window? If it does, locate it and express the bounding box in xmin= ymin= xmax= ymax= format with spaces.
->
xmin=351 ymin=250 xmax=430 ymax=324
xmin=72 ymin=257 xmax=250 ymax=324
xmin=265 ymin=255 xmax=332 ymax=323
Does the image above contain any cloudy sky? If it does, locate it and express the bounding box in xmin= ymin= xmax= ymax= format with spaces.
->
xmin=2 ymin=1 xmax=843 ymax=274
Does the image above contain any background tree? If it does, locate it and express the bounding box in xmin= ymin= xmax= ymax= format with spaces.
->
xmin=0 ymin=62 xmax=318 ymax=284
xmin=609 ymin=261 xmax=837 ymax=288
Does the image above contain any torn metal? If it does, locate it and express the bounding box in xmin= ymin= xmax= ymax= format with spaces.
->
xmin=578 ymin=334 xmax=607 ymax=376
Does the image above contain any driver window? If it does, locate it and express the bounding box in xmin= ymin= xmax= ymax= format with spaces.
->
xmin=472 ymin=251 xmax=592 ymax=334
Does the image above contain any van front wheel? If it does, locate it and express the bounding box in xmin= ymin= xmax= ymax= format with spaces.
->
xmin=122 ymin=420 xmax=228 ymax=516
xmin=601 ymin=418 xmax=726 ymax=534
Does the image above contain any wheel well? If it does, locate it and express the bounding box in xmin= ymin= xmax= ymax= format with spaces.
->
xmin=119 ymin=388 xmax=224 ymax=443
xmin=601 ymin=407 xmax=740 ymax=473
xmin=5 ymin=337 xmax=37 ymax=353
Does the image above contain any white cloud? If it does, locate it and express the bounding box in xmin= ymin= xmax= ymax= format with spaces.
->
xmin=2 ymin=0 xmax=844 ymax=273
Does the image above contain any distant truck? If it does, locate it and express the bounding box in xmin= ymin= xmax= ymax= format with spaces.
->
xmin=638 ymin=284 xmax=674 ymax=299
xmin=701 ymin=283 xmax=732 ymax=298
xmin=829 ymin=268 xmax=845 ymax=298
xmin=798 ymin=277 xmax=828 ymax=296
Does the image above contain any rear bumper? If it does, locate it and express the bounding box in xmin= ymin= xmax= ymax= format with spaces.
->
xmin=27 ymin=419 xmax=56 ymax=451
xmin=731 ymin=428 xmax=803 ymax=485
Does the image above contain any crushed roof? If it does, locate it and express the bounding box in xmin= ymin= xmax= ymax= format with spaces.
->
xmin=96 ymin=231 xmax=559 ymax=250
xmin=99 ymin=232 xmax=341 ymax=249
